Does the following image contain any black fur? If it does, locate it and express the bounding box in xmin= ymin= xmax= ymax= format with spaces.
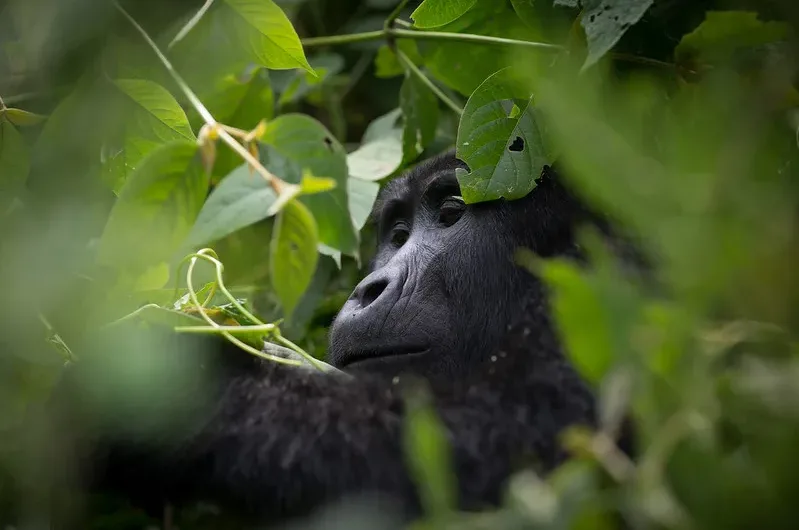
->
xmin=52 ymin=152 xmax=628 ymax=524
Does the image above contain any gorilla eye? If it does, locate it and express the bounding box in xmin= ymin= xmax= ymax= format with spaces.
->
xmin=439 ymin=195 xmax=466 ymax=227
xmin=389 ymin=222 xmax=410 ymax=247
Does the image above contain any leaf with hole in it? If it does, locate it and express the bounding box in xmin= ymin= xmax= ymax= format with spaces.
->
xmin=455 ymin=67 xmax=554 ymax=204
xmin=97 ymin=142 xmax=210 ymax=283
xmin=270 ymin=199 xmax=319 ymax=317
xmin=400 ymin=72 xmax=439 ymax=163
xmin=674 ymin=11 xmax=790 ymax=71
xmin=222 ymin=0 xmax=313 ymax=73
xmin=4 ymin=108 xmax=47 ymax=126
xmin=105 ymin=79 xmax=196 ymax=193
xmin=0 ymin=120 xmax=30 ymax=211
xmin=580 ymin=0 xmax=654 ymax=69
xmin=411 ymin=0 xmax=478 ymax=29
xmin=262 ymin=114 xmax=358 ymax=256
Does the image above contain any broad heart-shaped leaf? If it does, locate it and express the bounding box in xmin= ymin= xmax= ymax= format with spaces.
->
xmin=104 ymin=79 xmax=196 ymax=193
xmin=261 ymin=114 xmax=359 ymax=256
xmin=347 ymin=108 xmax=404 ymax=182
xmin=269 ymin=199 xmax=319 ymax=317
xmin=222 ymin=0 xmax=313 ymax=73
xmin=411 ymin=0 xmax=478 ymax=29
xmin=580 ymin=0 xmax=654 ymax=69
xmin=456 ymin=68 xmax=554 ymax=203
xmin=97 ymin=142 xmax=210 ymax=284
xmin=0 ymin=119 xmax=30 ymax=210
xmin=400 ymin=72 xmax=440 ymax=163
xmin=674 ymin=11 xmax=790 ymax=70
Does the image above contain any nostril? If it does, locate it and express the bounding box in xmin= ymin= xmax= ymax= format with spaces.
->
xmin=357 ymin=278 xmax=389 ymax=308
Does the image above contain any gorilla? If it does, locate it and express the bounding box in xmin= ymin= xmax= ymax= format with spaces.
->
xmin=51 ymin=151 xmax=634 ymax=525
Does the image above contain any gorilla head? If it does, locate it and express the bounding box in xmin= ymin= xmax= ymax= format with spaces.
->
xmin=329 ymin=151 xmax=595 ymax=379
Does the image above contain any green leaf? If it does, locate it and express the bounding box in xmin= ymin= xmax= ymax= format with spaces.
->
xmin=675 ymin=11 xmax=790 ymax=70
xmin=374 ymin=41 xmax=424 ymax=79
xmin=410 ymin=0 xmax=478 ymax=29
xmin=510 ymin=0 xmax=537 ymax=28
xmin=348 ymin=177 xmax=380 ymax=231
xmin=403 ymin=386 xmax=456 ymax=519
xmin=300 ymin=171 xmax=337 ymax=195
xmin=580 ymin=0 xmax=654 ymax=69
xmin=222 ymin=0 xmax=313 ymax=73
xmin=4 ymin=108 xmax=47 ymax=126
xmin=270 ymin=199 xmax=319 ymax=317
xmin=0 ymin=119 xmax=30 ymax=210
xmin=105 ymin=79 xmax=196 ymax=193
xmin=97 ymin=142 xmax=210 ymax=283
xmin=276 ymin=54 xmax=343 ymax=106
xmin=421 ymin=4 xmax=542 ymax=96
xmin=347 ymin=110 xmax=404 ymax=182
xmin=182 ymin=163 xmax=278 ymax=250
xmin=262 ymin=114 xmax=359 ymax=255
xmin=455 ymin=67 xmax=554 ymax=203
xmin=400 ymin=72 xmax=440 ymax=163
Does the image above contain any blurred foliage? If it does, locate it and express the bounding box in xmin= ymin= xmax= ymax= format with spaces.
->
xmin=1 ymin=0 xmax=799 ymax=528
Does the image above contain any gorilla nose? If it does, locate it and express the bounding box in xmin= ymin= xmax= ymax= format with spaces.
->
xmin=354 ymin=274 xmax=390 ymax=308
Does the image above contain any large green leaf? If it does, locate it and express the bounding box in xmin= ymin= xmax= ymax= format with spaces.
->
xmin=674 ymin=11 xmax=790 ymax=70
xmin=410 ymin=0 xmax=478 ymax=29
xmin=347 ymin=110 xmax=404 ymax=182
xmin=222 ymin=0 xmax=313 ymax=73
xmin=580 ymin=0 xmax=654 ymax=68
xmin=455 ymin=68 xmax=554 ymax=203
xmin=97 ymin=142 xmax=210 ymax=283
xmin=0 ymin=120 xmax=30 ymax=211
xmin=182 ymin=164 xmax=279 ymax=251
xmin=262 ymin=114 xmax=359 ymax=255
xmin=400 ymin=72 xmax=440 ymax=163
xmin=270 ymin=199 xmax=319 ymax=317
xmin=104 ymin=79 xmax=196 ymax=193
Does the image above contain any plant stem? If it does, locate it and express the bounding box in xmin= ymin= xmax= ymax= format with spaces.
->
xmin=169 ymin=0 xmax=216 ymax=49
xmin=396 ymin=49 xmax=463 ymax=116
xmin=302 ymin=27 xmax=565 ymax=53
xmin=113 ymin=1 xmax=287 ymax=195
xmin=385 ymin=0 xmax=412 ymax=30
xmin=301 ymin=30 xmax=385 ymax=47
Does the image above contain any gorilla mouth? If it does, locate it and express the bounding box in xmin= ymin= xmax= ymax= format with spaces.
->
xmin=338 ymin=344 xmax=429 ymax=368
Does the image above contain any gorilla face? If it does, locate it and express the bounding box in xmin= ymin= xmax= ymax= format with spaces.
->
xmin=329 ymin=153 xmax=588 ymax=379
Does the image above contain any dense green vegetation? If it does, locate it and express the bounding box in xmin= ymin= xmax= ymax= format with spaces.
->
xmin=1 ymin=0 xmax=798 ymax=527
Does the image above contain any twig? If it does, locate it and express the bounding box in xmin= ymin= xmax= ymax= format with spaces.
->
xmin=396 ymin=49 xmax=463 ymax=115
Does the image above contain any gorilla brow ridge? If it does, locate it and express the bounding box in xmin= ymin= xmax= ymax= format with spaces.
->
xmin=369 ymin=150 xmax=467 ymax=226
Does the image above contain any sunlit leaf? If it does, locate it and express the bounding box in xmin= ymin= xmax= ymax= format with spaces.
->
xmin=97 ymin=142 xmax=210 ymax=283
xmin=347 ymin=114 xmax=403 ymax=182
xmin=0 ymin=119 xmax=30 ymax=211
xmin=400 ymin=72 xmax=439 ymax=163
xmin=270 ymin=199 xmax=319 ymax=317
xmin=455 ymin=67 xmax=553 ymax=203
xmin=410 ymin=0 xmax=478 ymax=29
xmin=262 ymin=114 xmax=358 ymax=255
xmin=105 ymin=79 xmax=196 ymax=193
xmin=222 ymin=0 xmax=314 ymax=73
xmin=580 ymin=0 xmax=654 ymax=69
xmin=300 ymin=171 xmax=337 ymax=195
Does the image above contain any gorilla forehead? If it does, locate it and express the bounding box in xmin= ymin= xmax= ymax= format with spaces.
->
xmin=373 ymin=151 xmax=468 ymax=215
